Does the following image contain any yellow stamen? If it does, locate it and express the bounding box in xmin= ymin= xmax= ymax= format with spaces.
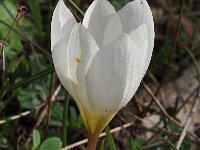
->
xmin=73 ymin=80 xmax=78 ymax=86
xmin=75 ymin=57 xmax=81 ymax=63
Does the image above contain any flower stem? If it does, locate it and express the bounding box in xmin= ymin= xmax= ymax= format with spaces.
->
xmin=87 ymin=132 xmax=100 ymax=150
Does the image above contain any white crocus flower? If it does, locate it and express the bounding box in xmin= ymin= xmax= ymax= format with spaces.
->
xmin=51 ymin=0 xmax=154 ymax=149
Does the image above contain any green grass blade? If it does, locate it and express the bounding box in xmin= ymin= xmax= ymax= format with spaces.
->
xmin=2 ymin=66 xmax=54 ymax=99
xmin=99 ymin=139 xmax=105 ymax=150
xmin=105 ymin=125 xmax=116 ymax=150
xmin=62 ymin=93 xmax=70 ymax=146
xmin=28 ymin=0 xmax=42 ymax=32
xmin=161 ymin=138 xmax=178 ymax=150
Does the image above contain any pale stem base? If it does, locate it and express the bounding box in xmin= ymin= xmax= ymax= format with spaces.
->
xmin=87 ymin=132 xmax=100 ymax=150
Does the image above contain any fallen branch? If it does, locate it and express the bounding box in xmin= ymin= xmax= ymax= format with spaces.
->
xmin=142 ymin=81 xmax=200 ymax=143
xmin=176 ymin=88 xmax=200 ymax=148
xmin=0 ymin=84 xmax=62 ymax=126
xmin=61 ymin=122 xmax=134 ymax=150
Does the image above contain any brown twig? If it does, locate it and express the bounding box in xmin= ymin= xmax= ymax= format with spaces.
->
xmin=0 ymin=84 xmax=62 ymax=126
xmin=142 ymin=82 xmax=178 ymax=123
xmin=176 ymin=86 xmax=199 ymax=114
xmin=68 ymin=6 xmax=82 ymax=22
xmin=143 ymin=85 xmax=199 ymax=147
xmin=176 ymin=88 xmax=200 ymax=149
xmin=24 ymin=84 xmax=62 ymax=146
xmin=68 ymin=0 xmax=84 ymax=16
xmin=141 ymin=81 xmax=200 ymax=143
xmin=2 ymin=2 xmax=49 ymax=69
xmin=61 ymin=0 xmax=83 ymax=22
xmin=0 ymin=103 xmax=45 ymax=125
xmin=45 ymin=71 xmax=56 ymax=136
xmin=0 ymin=20 xmax=52 ymax=59
xmin=175 ymin=47 xmax=200 ymax=148
xmin=35 ymin=84 xmax=61 ymax=128
xmin=144 ymin=0 xmax=184 ymax=112
xmin=0 ymin=6 xmax=27 ymax=94
xmin=141 ymin=141 xmax=164 ymax=150
xmin=61 ymin=122 xmax=134 ymax=150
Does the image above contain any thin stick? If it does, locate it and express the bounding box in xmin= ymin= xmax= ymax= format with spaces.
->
xmin=156 ymin=0 xmax=184 ymax=92
xmin=144 ymin=0 xmax=184 ymax=111
xmin=176 ymin=89 xmax=200 ymax=149
xmin=0 ymin=20 xmax=52 ymax=59
xmin=142 ymin=82 xmax=179 ymax=124
xmin=24 ymin=85 xmax=61 ymax=146
xmin=176 ymin=47 xmax=200 ymax=148
xmin=0 ymin=6 xmax=27 ymax=92
xmin=176 ymin=86 xmax=199 ymax=114
xmin=0 ymin=103 xmax=45 ymax=125
xmin=144 ymin=86 xmax=199 ymax=146
xmin=68 ymin=7 xmax=82 ymax=22
xmin=141 ymin=142 xmax=164 ymax=150
xmin=0 ymin=85 xmax=61 ymax=126
xmin=68 ymin=0 xmax=84 ymax=16
xmin=45 ymin=71 xmax=56 ymax=136
xmin=142 ymin=81 xmax=200 ymax=143
xmin=61 ymin=122 xmax=134 ymax=150
xmin=1 ymin=2 xmax=52 ymax=60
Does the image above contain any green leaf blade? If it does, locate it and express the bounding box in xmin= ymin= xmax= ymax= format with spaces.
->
xmin=40 ymin=137 xmax=62 ymax=150
xmin=33 ymin=129 xmax=41 ymax=149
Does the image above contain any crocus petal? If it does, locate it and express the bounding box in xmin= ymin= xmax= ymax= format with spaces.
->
xmin=118 ymin=0 xmax=154 ymax=71
xmin=51 ymin=0 xmax=76 ymax=49
xmin=84 ymin=34 xmax=145 ymax=133
xmin=142 ymin=0 xmax=155 ymax=71
xmin=59 ymin=0 xmax=77 ymax=45
xmin=85 ymin=34 xmax=141 ymax=114
xmin=118 ymin=0 xmax=144 ymax=33
xmin=129 ymin=23 xmax=148 ymax=49
xmin=51 ymin=0 xmax=154 ymax=139
xmin=83 ymin=0 xmax=115 ymax=28
xmin=58 ymin=0 xmax=75 ymax=28
xmin=52 ymin=40 xmax=75 ymax=98
xmin=51 ymin=0 xmax=76 ymax=97
xmin=129 ymin=23 xmax=148 ymax=73
xmin=67 ymin=24 xmax=99 ymax=110
xmin=102 ymin=14 xmax=123 ymax=46
xmin=51 ymin=0 xmax=62 ymax=49
xmin=82 ymin=0 xmax=123 ymax=47
xmin=120 ymin=41 xmax=146 ymax=108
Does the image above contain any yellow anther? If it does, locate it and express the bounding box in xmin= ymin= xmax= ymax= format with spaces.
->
xmin=75 ymin=57 xmax=81 ymax=63
xmin=73 ymin=80 xmax=78 ymax=86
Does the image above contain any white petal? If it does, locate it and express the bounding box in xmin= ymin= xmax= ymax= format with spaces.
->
xmin=58 ymin=0 xmax=76 ymax=28
xmin=142 ymin=0 xmax=155 ymax=71
xmin=83 ymin=0 xmax=115 ymax=28
xmin=51 ymin=1 xmax=62 ymax=49
xmin=51 ymin=0 xmax=76 ymax=49
xmin=129 ymin=23 xmax=148 ymax=73
xmin=52 ymin=39 xmax=75 ymax=98
xmin=102 ymin=14 xmax=123 ymax=46
xmin=85 ymin=34 xmax=142 ymax=114
xmin=130 ymin=23 xmax=148 ymax=48
xmin=83 ymin=0 xmax=122 ymax=47
xmin=59 ymin=0 xmax=77 ymax=46
xmin=67 ymin=24 xmax=99 ymax=109
xmin=51 ymin=0 xmax=77 ymax=98
xmin=118 ymin=0 xmax=144 ymax=33
xmin=118 ymin=0 xmax=154 ymax=71
xmin=121 ymin=41 xmax=146 ymax=107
